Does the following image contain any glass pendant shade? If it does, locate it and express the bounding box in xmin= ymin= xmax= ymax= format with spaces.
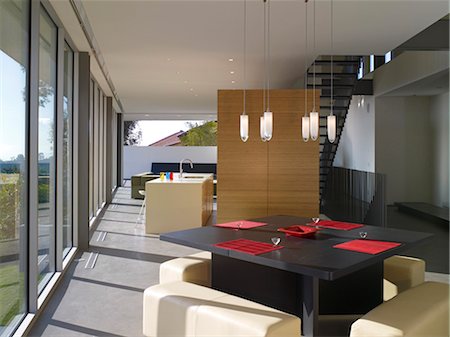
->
xmin=309 ymin=111 xmax=319 ymax=141
xmin=263 ymin=111 xmax=273 ymax=141
xmin=302 ymin=116 xmax=310 ymax=142
xmin=327 ymin=115 xmax=337 ymax=143
xmin=240 ymin=114 xmax=249 ymax=142
xmin=260 ymin=115 xmax=267 ymax=141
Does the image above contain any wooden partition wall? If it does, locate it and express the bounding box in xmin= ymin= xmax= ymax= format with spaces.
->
xmin=217 ymin=89 xmax=319 ymax=223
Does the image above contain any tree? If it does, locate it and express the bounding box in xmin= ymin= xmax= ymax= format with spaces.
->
xmin=123 ymin=121 xmax=142 ymax=145
xmin=180 ymin=121 xmax=217 ymax=146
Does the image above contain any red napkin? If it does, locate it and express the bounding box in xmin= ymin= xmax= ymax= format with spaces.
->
xmin=214 ymin=220 xmax=267 ymax=229
xmin=333 ymin=239 xmax=401 ymax=254
xmin=214 ymin=238 xmax=283 ymax=255
xmin=317 ymin=220 xmax=364 ymax=231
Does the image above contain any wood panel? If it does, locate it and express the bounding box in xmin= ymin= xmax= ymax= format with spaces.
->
xmin=217 ymin=89 xmax=319 ymax=223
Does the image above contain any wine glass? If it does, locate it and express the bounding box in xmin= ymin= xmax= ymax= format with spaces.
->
xmin=311 ymin=217 xmax=321 ymax=228
xmin=359 ymin=231 xmax=368 ymax=239
xmin=271 ymin=237 xmax=281 ymax=246
xmin=236 ymin=221 xmax=243 ymax=230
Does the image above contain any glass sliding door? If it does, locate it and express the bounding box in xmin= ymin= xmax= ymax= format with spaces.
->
xmin=89 ymin=79 xmax=94 ymax=219
xmin=0 ymin=0 xmax=29 ymax=334
xmin=93 ymin=87 xmax=99 ymax=214
xmin=62 ymin=42 xmax=73 ymax=257
xmin=37 ymin=7 xmax=57 ymax=292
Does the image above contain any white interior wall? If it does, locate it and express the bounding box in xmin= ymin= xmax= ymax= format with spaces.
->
xmin=375 ymin=96 xmax=433 ymax=205
xmin=123 ymin=146 xmax=217 ymax=179
xmin=334 ymin=96 xmax=375 ymax=173
xmin=373 ymin=51 xmax=449 ymax=96
xmin=429 ymin=92 xmax=449 ymax=207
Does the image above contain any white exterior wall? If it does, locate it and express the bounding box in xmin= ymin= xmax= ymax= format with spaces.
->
xmin=334 ymin=96 xmax=375 ymax=173
xmin=123 ymin=146 xmax=217 ymax=179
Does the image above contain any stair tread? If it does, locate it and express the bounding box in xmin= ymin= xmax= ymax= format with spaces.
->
xmin=314 ymin=60 xmax=360 ymax=65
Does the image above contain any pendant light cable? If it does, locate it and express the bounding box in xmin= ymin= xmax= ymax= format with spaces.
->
xmin=243 ymin=0 xmax=246 ymax=115
xmin=330 ymin=0 xmax=333 ymax=117
xmin=267 ymin=0 xmax=271 ymax=111
xmin=263 ymin=0 xmax=266 ymax=113
xmin=304 ymin=0 xmax=308 ymax=117
xmin=313 ymin=0 xmax=316 ymax=110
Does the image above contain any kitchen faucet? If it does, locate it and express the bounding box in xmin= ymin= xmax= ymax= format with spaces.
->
xmin=179 ymin=159 xmax=193 ymax=179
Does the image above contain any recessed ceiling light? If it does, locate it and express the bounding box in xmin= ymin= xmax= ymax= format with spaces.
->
xmin=231 ymin=80 xmax=236 ymax=84
xmin=145 ymin=114 xmax=149 ymax=117
xmin=228 ymin=58 xmax=234 ymax=62
xmin=230 ymin=71 xmax=235 ymax=75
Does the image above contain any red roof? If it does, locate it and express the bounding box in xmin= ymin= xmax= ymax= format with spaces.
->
xmin=148 ymin=130 xmax=187 ymax=146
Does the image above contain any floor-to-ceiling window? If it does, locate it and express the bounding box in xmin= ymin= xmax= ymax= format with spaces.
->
xmin=0 ymin=0 xmax=29 ymax=335
xmin=87 ymin=78 xmax=110 ymax=223
xmin=89 ymin=79 xmax=94 ymax=220
xmin=0 ymin=0 xmax=117 ymax=334
xmin=62 ymin=42 xmax=73 ymax=257
xmin=37 ymin=7 xmax=57 ymax=293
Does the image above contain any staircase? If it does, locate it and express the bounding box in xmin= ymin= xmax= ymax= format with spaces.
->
xmin=306 ymin=55 xmax=361 ymax=201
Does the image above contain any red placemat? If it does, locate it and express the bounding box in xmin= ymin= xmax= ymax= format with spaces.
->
xmin=334 ymin=239 xmax=401 ymax=254
xmin=214 ymin=238 xmax=283 ymax=255
xmin=317 ymin=220 xmax=364 ymax=231
xmin=214 ymin=220 xmax=267 ymax=229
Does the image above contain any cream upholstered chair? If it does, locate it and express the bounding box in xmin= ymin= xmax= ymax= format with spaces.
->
xmin=159 ymin=251 xmax=211 ymax=287
xmin=143 ymin=281 xmax=301 ymax=337
xmin=160 ymin=253 xmax=424 ymax=302
xmin=350 ymin=281 xmax=449 ymax=337
xmin=383 ymin=255 xmax=425 ymax=301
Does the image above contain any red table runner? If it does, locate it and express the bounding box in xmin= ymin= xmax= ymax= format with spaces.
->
xmin=214 ymin=220 xmax=267 ymax=229
xmin=317 ymin=220 xmax=364 ymax=231
xmin=214 ymin=238 xmax=283 ymax=255
xmin=334 ymin=239 xmax=401 ymax=254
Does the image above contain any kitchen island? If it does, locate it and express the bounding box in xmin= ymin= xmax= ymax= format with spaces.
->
xmin=145 ymin=173 xmax=214 ymax=234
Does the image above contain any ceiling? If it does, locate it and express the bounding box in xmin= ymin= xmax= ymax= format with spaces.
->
xmin=53 ymin=0 xmax=448 ymax=119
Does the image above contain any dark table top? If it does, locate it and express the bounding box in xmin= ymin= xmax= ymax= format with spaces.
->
xmin=160 ymin=215 xmax=432 ymax=280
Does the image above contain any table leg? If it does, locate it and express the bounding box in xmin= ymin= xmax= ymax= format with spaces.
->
xmin=301 ymin=276 xmax=319 ymax=337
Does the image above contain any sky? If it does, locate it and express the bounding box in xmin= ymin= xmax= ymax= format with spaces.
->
xmin=138 ymin=120 xmax=202 ymax=146
xmin=1 ymin=49 xmax=55 ymax=162
xmin=0 ymin=49 xmax=27 ymax=161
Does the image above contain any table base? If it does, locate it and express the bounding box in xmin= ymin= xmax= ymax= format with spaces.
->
xmin=211 ymin=254 xmax=383 ymax=336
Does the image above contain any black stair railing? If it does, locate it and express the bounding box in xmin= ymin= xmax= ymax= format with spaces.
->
xmin=306 ymin=55 xmax=363 ymax=203
xmin=321 ymin=167 xmax=386 ymax=227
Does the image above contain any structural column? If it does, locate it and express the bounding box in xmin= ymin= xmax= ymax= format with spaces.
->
xmin=105 ymin=97 xmax=113 ymax=203
xmin=77 ymin=52 xmax=90 ymax=250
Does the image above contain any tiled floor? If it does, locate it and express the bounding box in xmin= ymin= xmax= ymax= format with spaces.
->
xmin=28 ymin=187 xmax=201 ymax=337
xmin=387 ymin=205 xmax=449 ymax=274
xmin=28 ymin=187 xmax=449 ymax=336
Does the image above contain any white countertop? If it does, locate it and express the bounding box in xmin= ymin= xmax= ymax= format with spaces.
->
xmin=148 ymin=173 xmax=213 ymax=184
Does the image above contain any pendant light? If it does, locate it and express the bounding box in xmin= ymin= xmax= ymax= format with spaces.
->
xmin=327 ymin=0 xmax=337 ymax=143
xmin=302 ymin=0 xmax=310 ymax=142
xmin=260 ymin=115 xmax=267 ymax=141
xmin=309 ymin=0 xmax=319 ymax=141
xmin=260 ymin=0 xmax=267 ymax=142
xmin=260 ymin=0 xmax=273 ymax=142
xmin=240 ymin=0 xmax=249 ymax=142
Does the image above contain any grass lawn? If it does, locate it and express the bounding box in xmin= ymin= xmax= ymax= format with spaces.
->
xmin=0 ymin=263 xmax=24 ymax=327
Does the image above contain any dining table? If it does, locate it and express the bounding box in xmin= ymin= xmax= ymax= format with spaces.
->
xmin=160 ymin=215 xmax=432 ymax=337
